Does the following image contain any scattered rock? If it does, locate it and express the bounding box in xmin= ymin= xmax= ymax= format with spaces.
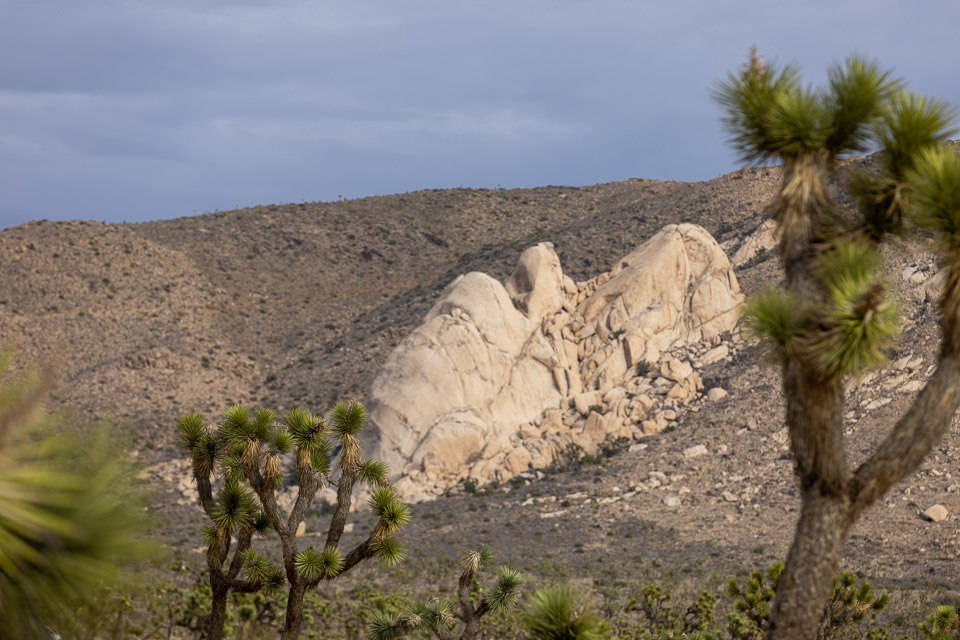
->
xmin=923 ymin=504 xmax=948 ymax=522
xmin=663 ymin=496 xmax=681 ymax=507
xmin=683 ymin=444 xmax=708 ymax=458
xmin=707 ymin=387 xmax=729 ymax=402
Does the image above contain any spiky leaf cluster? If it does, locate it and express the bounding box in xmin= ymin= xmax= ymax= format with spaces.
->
xmin=284 ymin=407 xmax=330 ymax=474
xmin=369 ymin=598 xmax=457 ymax=640
xmin=824 ymin=56 xmax=898 ymax=155
xmin=294 ymin=546 xmax=345 ymax=581
xmin=909 ymin=145 xmax=960 ymax=249
xmin=487 ymin=566 xmax=524 ymax=612
xmin=821 ymin=571 xmax=889 ymax=640
xmin=716 ymin=50 xmax=894 ymax=165
xmin=877 ymin=92 xmax=958 ymax=181
xmin=369 ymin=486 xmax=411 ymax=532
xmin=177 ymin=412 xmax=221 ymax=478
xmin=358 ymin=459 xmax=389 ymax=487
xmin=742 ymin=289 xmax=807 ymax=361
xmin=211 ymin=479 xmax=259 ymax=534
xmin=461 ymin=543 xmax=495 ymax=573
xmin=0 ymin=351 xmax=152 ymax=638
xmin=239 ymin=549 xmax=284 ymax=593
xmin=714 ymin=48 xmax=801 ymax=164
xmin=727 ymin=562 xmax=782 ymax=640
xmin=372 ymin=537 xmax=406 ymax=568
xmin=524 ymin=584 xmax=605 ymax=640
xmin=920 ymin=605 xmax=960 ymax=640
xmin=809 ymin=241 xmax=899 ymax=378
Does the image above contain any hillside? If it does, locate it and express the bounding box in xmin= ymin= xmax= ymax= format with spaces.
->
xmin=2 ymin=158 xmax=959 ymax=628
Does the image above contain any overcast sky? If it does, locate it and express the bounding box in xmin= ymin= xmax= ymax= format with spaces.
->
xmin=2 ymin=0 xmax=959 ymax=230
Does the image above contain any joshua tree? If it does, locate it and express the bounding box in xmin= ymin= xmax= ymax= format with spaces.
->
xmin=0 ymin=349 xmax=149 ymax=638
xmin=177 ymin=413 xmax=285 ymax=640
xmin=368 ymin=544 xmax=524 ymax=640
xmin=524 ymin=584 xmax=606 ymax=640
xmin=716 ymin=49 xmax=960 ymax=640
xmin=178 ymin=402 xmax=409 ymax=640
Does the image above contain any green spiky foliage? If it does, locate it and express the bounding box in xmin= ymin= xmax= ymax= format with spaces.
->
xmin=808 ymin=240 xmax=900 ymax=379
xmin=524 ymin=584 xmax=605 ymax=640
xmin=369 ymin=545 xmax=523 ymax=640
xmin=176 ymin=407 xmax=282 ymax=640
xmin=742 ymin=288 xmax=807 ymax=362
xmin=819 ymin=571 xmax=889 ymax=640
xmin=727 ymin=563 xmax=888 ymax=640
xmin=920 ymin=605 xmax=960 ymax=640
xmin=0 ymin=350 xmax=152 ymax=639
xmin=622 ymin=585 xmax=721 ymax=639
xmin=717 ymin=49 xmax=960 ymax=640
xmin=370 ymin=598 xmax=457 ymax=640
xmin=179 ymin=401 xmax=408 ymax=640
xmin=727 ymin=563 xmax=783 ymax=640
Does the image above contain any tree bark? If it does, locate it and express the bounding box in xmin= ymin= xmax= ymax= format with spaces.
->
xmin=206 ymin=584 xmax=230 ymax=640
xmin=767 ymin=493 xmax=851 ymax=640
xmin=281 ymin=581 xmax=308 ymax=640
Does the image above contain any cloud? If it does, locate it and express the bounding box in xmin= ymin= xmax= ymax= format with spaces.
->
xmin=3 ymin=0 xmax=960 ymax=228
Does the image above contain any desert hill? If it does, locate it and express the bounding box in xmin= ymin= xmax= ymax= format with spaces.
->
xmin=0 ymin=170 xmax=777 ymax=444
xmin=2 ymin=158 xmax=959 ymax=625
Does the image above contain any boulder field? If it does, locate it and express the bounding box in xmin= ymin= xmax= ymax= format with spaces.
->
xmin=364 ymin=223 xmax=746 ymax=501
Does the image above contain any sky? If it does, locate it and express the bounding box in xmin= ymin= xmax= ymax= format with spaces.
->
xmin=2 ymin=0 xmax=960 ymax=230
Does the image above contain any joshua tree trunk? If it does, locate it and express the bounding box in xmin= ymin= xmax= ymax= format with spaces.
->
xmin=282 ymin=581 xmax=308 ymax=640
xmin=770 ymin=343 xmax=960 ymax=640
xmin=207 ymin=585 xmax=230 ymax=640
xmin=760 ymin=144 xmax=960 ymax=640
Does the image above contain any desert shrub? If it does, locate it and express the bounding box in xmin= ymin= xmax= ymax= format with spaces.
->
xmin=525 ymin=584 xmax=607 ymax=640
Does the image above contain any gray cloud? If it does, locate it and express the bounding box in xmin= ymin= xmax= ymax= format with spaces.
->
xmin=3 ymin=0 xmax=960 ymax=228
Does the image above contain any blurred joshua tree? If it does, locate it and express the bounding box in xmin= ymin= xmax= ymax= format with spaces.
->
xmin=0 ymin=349 xmax=150 ymax=638
xmin=524 ymin=584 xmax=606 ymax=640
xmin=368 ymin=544 xmax=523 ymax=640
xmin=178 ymin=401 xmax=409 ymax=640
xmin=716 ymin=47 xmax=959 ymax=640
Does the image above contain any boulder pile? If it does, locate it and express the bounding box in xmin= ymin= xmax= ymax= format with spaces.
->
xmin=364 ymin=224 xmax=745 ymax=501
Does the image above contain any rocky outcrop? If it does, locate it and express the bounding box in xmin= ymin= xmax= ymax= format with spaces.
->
xmin=365 ymin=224 xmax=745 ymax=501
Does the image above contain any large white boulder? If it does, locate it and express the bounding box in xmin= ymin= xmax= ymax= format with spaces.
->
xmin=365 ymin=224 xmax=744 ymax=500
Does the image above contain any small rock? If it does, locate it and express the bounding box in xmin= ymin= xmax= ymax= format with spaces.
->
xmin=662 ymin=358 xmax=694 ymax=382
xmin=628 ymin=443 xmax=648 ymax=453
xmin=683 ymin=444 xmax=708 ymax=458
xmin=707 ymin=387 xmax=729 ymax=402
xmin=722 ymin=491 xmax=738 ymax=502
xmin=923 ymin=504 xmax=948 ymax=522
xmin=701 ymin=344 xmax=729 ymax=365
xmin=663 ymin=496 xmax=681 ymax=507
xmin=518 ymin=425 xmax=541 ymax=440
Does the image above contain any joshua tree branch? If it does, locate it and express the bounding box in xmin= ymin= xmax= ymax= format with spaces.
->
xmin=852 ymin=266 xmax=960 ymax=514
xmin=325 ymin=469 xmax=357 ymax=549
xmin=288 ymin=460 xmax=319 ymax=533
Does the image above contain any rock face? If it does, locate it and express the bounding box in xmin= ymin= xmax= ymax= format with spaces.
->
xmin=365 ymin=224 xmax=744 ymax=501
